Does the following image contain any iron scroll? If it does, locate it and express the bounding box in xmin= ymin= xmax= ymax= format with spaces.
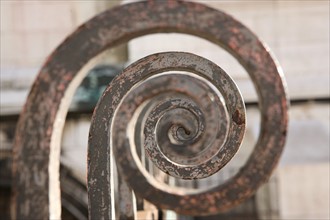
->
xmin=12 ymin=1 xmax=288 ymax=219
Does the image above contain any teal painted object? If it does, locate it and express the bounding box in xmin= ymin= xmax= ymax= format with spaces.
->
xmin=71 ymin=65 xmax=122 ymax=112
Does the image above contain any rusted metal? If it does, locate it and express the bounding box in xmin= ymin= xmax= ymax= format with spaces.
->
xmin=108 ymin=52 xmax=245 ymax=181
xmin=12 ymin=0 xmax=288 ymax=219
xmin=87 ymin=0 xmax=288 ymax=218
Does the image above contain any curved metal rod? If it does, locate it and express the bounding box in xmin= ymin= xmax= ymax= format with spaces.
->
xmin=12 ymin=1 xmax=288 ymax=219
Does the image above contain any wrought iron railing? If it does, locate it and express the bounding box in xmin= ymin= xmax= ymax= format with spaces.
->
xmin=12 ymin=1 xmax=288 ymax=219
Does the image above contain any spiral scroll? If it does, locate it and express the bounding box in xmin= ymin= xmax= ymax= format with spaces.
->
xmin=12 ymin=1 xmax=288 ymax=219
xmin=92 ymin=51 xmax=247 ymax=215
xmin=111 ymin=52 xmax=246 ymax=182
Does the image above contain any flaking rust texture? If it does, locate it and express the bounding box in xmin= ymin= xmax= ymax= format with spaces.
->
xmin=12 ymin=1 xmax=288 ymax=219
xmin=106 ymin=51 xmax=246 ymax=213
xmin=109 ymin=52 xmax=246 ymax=181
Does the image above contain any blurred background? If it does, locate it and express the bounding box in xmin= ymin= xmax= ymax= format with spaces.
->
xmin=0 ymin=0 xmax=329 ymax=219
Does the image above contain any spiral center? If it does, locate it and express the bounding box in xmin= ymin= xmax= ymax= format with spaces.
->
xmin=177 ymin=126 xmax=191 ymax=138
xmin=170 ymin=125 xmax=193 ymax=144
xmin=165 ymin=107 xmax=201 ymax=148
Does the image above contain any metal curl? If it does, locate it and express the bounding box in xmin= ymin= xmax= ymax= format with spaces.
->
xmin=12 ymin=1 xmax=288 ymax=219
xmin=110 ymin=52 xmax=246 ymax=181
xmin=91 ymin=51 xmax=246 ymax=215
xmin=96 ymin=51 xmax=247 ymax=216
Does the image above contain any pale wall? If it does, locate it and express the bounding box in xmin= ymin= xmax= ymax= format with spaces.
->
xmin=128 ymin=0 xmax=330 ymax=101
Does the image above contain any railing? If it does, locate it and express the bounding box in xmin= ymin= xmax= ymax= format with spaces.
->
xmin=12 ymin=1 xmax=288 ymax=219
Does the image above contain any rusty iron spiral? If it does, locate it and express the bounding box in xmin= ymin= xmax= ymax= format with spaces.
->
xmin=90 ymin=51 xmax=246 ymax=216
xmin=12 ymin=1 xmax=288 ymax=219
xmin=110 ymin=52 xmax=246 ymax=180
